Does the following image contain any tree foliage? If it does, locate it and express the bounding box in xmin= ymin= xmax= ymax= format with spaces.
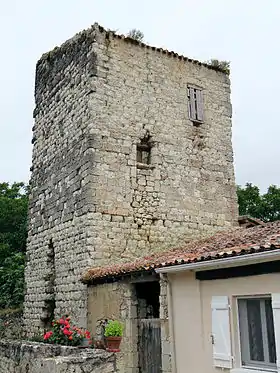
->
xmin=127 ymin=29 xmax=144 ymax=42
xmin=0 ymin=183 xmax=28 ymax=308
xmin=237 ymin=183 xmax=280 ymax=222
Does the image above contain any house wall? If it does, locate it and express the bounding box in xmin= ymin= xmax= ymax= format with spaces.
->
xmin=88 ymin=275 xmax=170 ymax=373
xmin=88 ymin=281 xmax=138 ymax=373
xmin=169 ymin=270 xmax=280 ymax=373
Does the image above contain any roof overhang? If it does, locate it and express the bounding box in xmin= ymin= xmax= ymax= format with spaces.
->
xmin=155 ymin=249 xmax=280 ymax=274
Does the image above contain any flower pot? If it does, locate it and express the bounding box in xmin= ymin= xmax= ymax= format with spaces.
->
xmin=105 ymin=336 xmax=122 ymax=352
xmin=78 ymin=338 xmax=91 ymax=348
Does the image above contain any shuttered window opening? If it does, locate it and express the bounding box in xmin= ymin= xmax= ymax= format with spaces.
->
xmin=211 ymin=294 xmax=280 ymax=372
xmin=187 ymin=86 xmax=204 ymax=123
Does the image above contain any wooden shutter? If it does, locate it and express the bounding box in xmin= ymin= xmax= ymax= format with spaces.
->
xmin=188 ymin=87 xmax=196 ymax=120
xmin=272 ymin=294 xmax=280 ymax=373
xmin=196 ymin=89 xmax=204 ymax=122
xmin=211 ymin=296 xmax=232 ymax=369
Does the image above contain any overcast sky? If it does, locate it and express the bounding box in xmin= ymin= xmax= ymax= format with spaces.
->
xmin=1 ymin=0 xmax=279 ymax=192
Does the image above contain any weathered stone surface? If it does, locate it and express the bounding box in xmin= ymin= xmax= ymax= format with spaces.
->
xmin=88 ymin=281 xmax=135 ymax=373
xmin=0 ymin=340 xmax=115 ymax=373
xmin=0 ymin=309 xmax=23 ymax=340
xmin=24 ymin=22 xmax=238 ymax=334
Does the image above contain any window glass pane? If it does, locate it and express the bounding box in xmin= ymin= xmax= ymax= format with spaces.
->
xmin=265 ymin=299 xmax=276 ymax=364
xmin=247 ymin=299 xmax=264 ymax=362
xmin=238 ymin=299 xmax=250 ymax=365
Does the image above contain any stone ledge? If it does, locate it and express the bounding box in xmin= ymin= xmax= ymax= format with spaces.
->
xmin=0 ymin=339 xmax=116 ymax=373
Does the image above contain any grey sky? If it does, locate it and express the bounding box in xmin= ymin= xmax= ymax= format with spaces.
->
xmin=1 ymin=0 xmax=279 ymax=192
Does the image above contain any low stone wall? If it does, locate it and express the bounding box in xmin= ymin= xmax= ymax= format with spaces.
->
xmin=0 ymin=309 xmax=23 ymax=340
xmin=0 ymin=340 xmax=116 ymax=373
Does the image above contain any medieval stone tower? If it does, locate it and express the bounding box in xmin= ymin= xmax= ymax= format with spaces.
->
xmin=24 ymin=23 xmax=238 ymax=330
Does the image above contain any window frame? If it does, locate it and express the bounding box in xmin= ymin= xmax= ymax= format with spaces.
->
xmin=187 ymin=85 xmax=204 ymax=124
xmin=236 ymin=295 xmax=277 ymax=372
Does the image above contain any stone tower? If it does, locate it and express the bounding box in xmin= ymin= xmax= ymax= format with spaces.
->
xmin=24 ymin=23 xmax=238 ymax=330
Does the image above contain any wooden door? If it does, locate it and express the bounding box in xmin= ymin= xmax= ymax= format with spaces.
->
xmin=139 ymin=318 xmax=162 ymax=373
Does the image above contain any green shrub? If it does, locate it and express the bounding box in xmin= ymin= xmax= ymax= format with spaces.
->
xmin=0 ymin=251 xmax=25 ymax=308
xmin=206 ymin=59 xmax=230 ymax=75
xmin=104 ymin=320 xmax=123 ymax=337
xmin=0 ymin=182 xmax=28 ymax=309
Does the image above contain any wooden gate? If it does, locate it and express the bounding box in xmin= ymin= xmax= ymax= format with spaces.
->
xmin=139 ymin=318 xmax=162 ymax=373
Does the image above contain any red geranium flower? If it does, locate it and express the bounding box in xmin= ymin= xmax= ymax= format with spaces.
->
xmin=63 ymin=328 xmax=72 ymax=336
xmin=43 ymin=331 xmax=53 ymax=340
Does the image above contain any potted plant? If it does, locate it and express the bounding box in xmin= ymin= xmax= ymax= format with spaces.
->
xmin=42 ymin=315 xmax=92 ymax=347
xmin=104 ymin=320 xmax=123 ymax=352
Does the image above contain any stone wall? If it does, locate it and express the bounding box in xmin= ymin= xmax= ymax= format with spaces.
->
xmin=25 ymin=22 xmax=238 ymax=330
xmin=89 ymin=25 xmax=238 ymax=264
xmin=0 ymin=340 xmax=115 ymax=373
xmin=24 ymin=29 xmax=100 ymax=331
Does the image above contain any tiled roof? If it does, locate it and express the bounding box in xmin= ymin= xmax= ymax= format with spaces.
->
xmin=95 ymin=23 xmax=227 ymax=75
xmin=82 ymin=221 xmax=280 ymax=283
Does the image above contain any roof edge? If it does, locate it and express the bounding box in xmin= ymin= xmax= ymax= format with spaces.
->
xmin=95 ymin=23 xmax=229 ymax=75
xmin=155 ymin=247 xmax=280 ymax=274
xmin=82 ymin=244 xmax=280 ymax=285
xmin=37 ymin=22 xmax=229 ymax=75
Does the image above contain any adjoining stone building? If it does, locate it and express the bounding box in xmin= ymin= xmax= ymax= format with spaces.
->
xmin=24 ymin=21 xmax=238 ymax=349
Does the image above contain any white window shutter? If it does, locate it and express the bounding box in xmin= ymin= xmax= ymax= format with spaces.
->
xmin=272 ymin=294 xmax=280 ymax=373
xmin=211 ymin=296 xmax=232 ymax=369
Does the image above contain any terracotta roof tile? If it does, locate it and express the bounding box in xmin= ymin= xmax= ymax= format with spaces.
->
xmin=82 ymin=221 xmax=280 ymax=283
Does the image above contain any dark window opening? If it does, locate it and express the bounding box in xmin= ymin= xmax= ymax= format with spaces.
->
xmin=42 ymin=239 xmax=56 ymax=328
xmin=137 ymin=144 xmax=151 ymax=164
xmin=135 ymin=281 xmax=160 ymax=318
xmin=137 ymin=135 xmax=153 ymax=165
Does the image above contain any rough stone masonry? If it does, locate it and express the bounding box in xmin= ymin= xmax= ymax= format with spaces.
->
xmin=0 ymin=340 xmax=115 ymax=373
xmin=24 ymin=23 xmax=238 ymax=331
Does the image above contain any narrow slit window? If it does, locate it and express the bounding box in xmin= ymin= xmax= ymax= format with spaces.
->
xmin=187 ymin=86 xmax=204 ymax=123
